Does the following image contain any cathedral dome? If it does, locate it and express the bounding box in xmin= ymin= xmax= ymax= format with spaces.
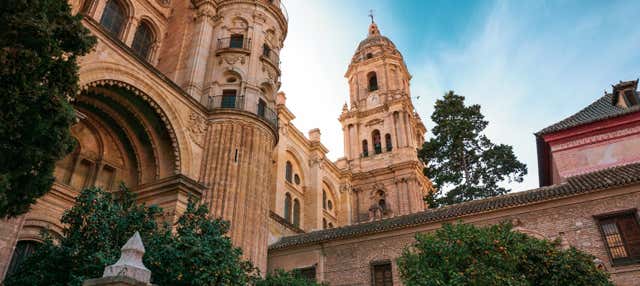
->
xmin=354 ymin=22 xmax=400 ymax=58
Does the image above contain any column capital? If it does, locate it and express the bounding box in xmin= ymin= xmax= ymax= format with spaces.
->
xmin=193 ymin=0 xmax=218 ymax=21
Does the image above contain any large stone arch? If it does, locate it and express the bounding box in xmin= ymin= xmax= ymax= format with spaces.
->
xmin=75 ymin=80 xmax=179 ymax=185
xmin=78 ymin=62 xmax=193 ymax=176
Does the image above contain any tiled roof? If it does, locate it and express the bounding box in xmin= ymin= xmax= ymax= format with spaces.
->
xmin=269 ymin=162 xmax=640 ymax=250
xmin=537 ymin=93 xmax=640 ymax=135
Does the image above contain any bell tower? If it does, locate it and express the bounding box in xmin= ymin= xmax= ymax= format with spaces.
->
xmin=339 ymin=20 xmax=433 ymax=222
xmin=174 ymin=0 xmax=288 ymax=274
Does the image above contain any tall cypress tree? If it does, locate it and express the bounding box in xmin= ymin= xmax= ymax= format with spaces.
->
xmin=419 ymin=91 xmax=527 ymax=207
xmin=0 ymin=1 xmax=95 ymax=217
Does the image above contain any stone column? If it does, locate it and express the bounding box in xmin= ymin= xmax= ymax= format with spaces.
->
xmin=398 ymin=111 xmax=408 ymax=147
xmin=182 ymin=0 xmax=217 ymax=102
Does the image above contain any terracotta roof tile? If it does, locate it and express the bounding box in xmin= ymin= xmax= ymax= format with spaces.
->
xmin=269 ymin=162 xmax=640 ymax=250
xmin=537 ymin=93 xmax=640 ymax=135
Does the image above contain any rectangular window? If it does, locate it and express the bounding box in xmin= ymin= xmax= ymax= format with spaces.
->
xmin=258 ymin=98 xmax=266 ymax=117
xmin=293 ymin=266 xmax=316 ymax=282
xmin=372 ymin=261 xmax=393 ymax=286
xmin=221 ymin=90 xmax=237 ymax=108
xmin=229 ymin=34 xmax=244 ymax=49
xmin=596 ymin=209 xmax=640 ymax=266
xmin=262 ymin=44 xmax=271 ymax=58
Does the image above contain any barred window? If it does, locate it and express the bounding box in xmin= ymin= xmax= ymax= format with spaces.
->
xmin=596 ymin=210 xmax=640 ymax=265
xmin=372 ymin=261 xmax=393 ymax=286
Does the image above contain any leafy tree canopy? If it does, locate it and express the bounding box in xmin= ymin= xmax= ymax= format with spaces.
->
xmin=418 ymin=91 xmax=527 ymax=207
xmin=4 ymin=186 xmax=254 ymax=286
xmin=0 ymin=0 xmax=96 ymax=217
xmin=397 ymin=222 xmax=612 ymax=286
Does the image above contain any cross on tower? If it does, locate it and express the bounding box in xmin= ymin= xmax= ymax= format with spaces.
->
xmin=368 ymin=9 xmax=375 ymax=23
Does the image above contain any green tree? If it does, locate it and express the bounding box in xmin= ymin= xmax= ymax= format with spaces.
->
xmin=256 ymin=269 xmax=327 ymax=286
xmin=4 ymin=186 xmax=255 ymax=286
xmin=418 ymin=91 xmax=527 ymax=207
xmin=397 ymin=222 xmax=612 ymax=286
xmin=0 ymin=0 xmax=96 ymax=217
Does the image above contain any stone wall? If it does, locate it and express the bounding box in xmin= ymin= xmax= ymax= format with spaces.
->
xmin=268 ymin=184 xmax=640 ymax=286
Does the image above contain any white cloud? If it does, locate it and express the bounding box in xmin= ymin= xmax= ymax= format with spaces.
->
xmin=279 ymin=0 xmax=640 ymax=192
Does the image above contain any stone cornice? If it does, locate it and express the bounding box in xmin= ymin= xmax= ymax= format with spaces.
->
xmin=133 ymin=173 xmax=206 ymax=200
xmin=269 ymin=211 xmax=304 ymax=234
xmin=216 ymin=0 xmax=288 ymax=40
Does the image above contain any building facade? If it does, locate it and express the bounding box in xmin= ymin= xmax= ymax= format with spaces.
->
xmin=0 ymin=0 xmax=431 ymax=280
xmin=1 ymin=1 xmax=640 ymax=285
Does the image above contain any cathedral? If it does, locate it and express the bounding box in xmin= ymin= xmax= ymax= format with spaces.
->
xmin=1 ymin=1 xmax=640 ymax=285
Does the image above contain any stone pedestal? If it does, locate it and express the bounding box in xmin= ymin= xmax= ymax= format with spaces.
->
xmin=83 ymin=276 xmax=153 ymax=286
xmin=83 ymin=232 xmax=153 ymax=286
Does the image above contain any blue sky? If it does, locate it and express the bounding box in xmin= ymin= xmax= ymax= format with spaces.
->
xmin=279 ymin=0 xmax=640 ymax=191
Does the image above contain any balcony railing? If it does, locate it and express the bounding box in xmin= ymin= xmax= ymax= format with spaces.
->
xmin=208 ymin=95 xmax=245 ymax=110
xmin=216 ymin=37 xmax=252 ymax=52
xmin=257 ymin=102 xmax=278 ymax=130
xmin=261 ymin=48 xmax=280 ymax=67
xmin=207 ymin=95 xmax=278 ymax=130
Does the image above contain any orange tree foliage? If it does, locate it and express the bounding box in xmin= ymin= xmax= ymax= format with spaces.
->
xmin=397 ymin=222 xmax=612 ymax=286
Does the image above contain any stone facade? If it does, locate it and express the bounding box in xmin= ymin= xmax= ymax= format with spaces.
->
xmin=268 ymin=165 xmax=640 ymax=285
xmin=537 ymin=80 xmax=640 ymax=186
xmin=0 ymin=0 xmax=431 ymax=279
xmin=1 ymin=0 xmax=639 ymax=285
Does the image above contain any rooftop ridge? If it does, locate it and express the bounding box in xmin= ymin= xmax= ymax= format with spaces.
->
xmin=269 ymin=161 xmax=640 ymax=250
xmin=537 ymin=91 xmax=640 ymax=135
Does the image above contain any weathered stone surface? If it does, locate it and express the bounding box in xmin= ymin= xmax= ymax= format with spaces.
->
xmin=103 ymin=232 xmax=150 ymax=283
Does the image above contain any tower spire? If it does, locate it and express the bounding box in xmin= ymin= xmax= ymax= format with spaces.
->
xmin=367 ymin=10 xmax=380 ymax=36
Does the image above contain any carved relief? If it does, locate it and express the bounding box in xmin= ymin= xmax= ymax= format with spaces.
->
xmin=365 ymin=118 xmax=384 ymax=126
xmin=187 ymin=112 xmax=207 ymax=147
xmin=218 ymin=55 xmax=246 ymax=65
xmin=339 ymin=183 xmax=352 ymax=193
xmin=261 ymin=63 xmax=277 ymax=81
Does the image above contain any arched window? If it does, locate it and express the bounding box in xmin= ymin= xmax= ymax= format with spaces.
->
xmin=368 ymin=72 xmax=378 ymax=92
xmin=327 ymin=200 xmax=333 ymax=211
xmin=131 ymin=21 xmax=155 ymax=60
xmin=284 ymin=193 xmax=292 ymax=222
xmin=385 ymin=133 xmax=392 ymax=152
xmin=323 ymin=218 xmax=327 ymax=229
xmin=372 ymin=130 xmax=382 ymax=154
xmin=100 ymin=0 xmax=126 ymax=37
xmin=293 ymin=199 xmax=300 ymax=227
xmin=366 ymin=52 xmax=373 ymax=59
xmin=362 ymin=140 xmax=369 ymax=157
xmin=328 ymin=222 xmax=334 ymax=228
xmin=322 ymin=190 xmax=327 ymax=209
xmin=285 ymin=161 xmax=292 ymax=183
xmin=6 ymin=240 xmax=40 ymax=277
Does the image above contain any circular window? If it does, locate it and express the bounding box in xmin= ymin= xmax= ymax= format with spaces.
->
xmin=327 ymin=200 xmax=333 ymax=210
xmin=227 ymin=77 xmax=237 ymax=83
xmin=294 ymin=174 xmax=300 ymax=185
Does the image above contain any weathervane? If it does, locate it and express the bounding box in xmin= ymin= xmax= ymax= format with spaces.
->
xmin=368 ymin=9 xmax=375 ymax=23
